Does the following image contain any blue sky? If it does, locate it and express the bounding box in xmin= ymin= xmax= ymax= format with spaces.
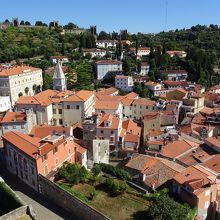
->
xmin=1 ymin=0 xmax=220 ymax=33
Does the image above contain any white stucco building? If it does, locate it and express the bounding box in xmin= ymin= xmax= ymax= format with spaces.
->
xmin=0 ymin=65 xmax=43 ymax=105
xmin=16 ymin=89 xmax=95 ymax=126
xmin=139 ymin=62 xmax=150 ymax=75
xmin=115 ymin=75 xmax=134 ymax=92
xmin=82 ymin=49 xmax=106 ymax=58
xmin=96 ymin=40 xmax=118 ymax=48
xmin=0 ymin=96 xmax=11 ymax=112
xmin=130 ymin=47 xmax=151 ymax=57
xmin=95 ymin=60 xmax=122 ymax=80
xmin=49 ymin=56 xmax=69 ymax=64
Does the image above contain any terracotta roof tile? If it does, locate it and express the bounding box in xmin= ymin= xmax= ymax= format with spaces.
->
xmin=96 ymin=87 xmax=118 ymax=96
xmin=132 ymin=98 xmax=156 ymax=106
xmin=95 ymin=60 xmax=122 ymax=65
xmin=95 ymin=100 xmax=120 ymax=110
xmin=30 ymin=124 xmax=71 ymax=139
xmin=1 ymin=111 xmax=26 ymax=123
xmin=161 ymin=140 xmax=196 ymax=158
xmin=0 ymin=66 xmax=41 ymax=76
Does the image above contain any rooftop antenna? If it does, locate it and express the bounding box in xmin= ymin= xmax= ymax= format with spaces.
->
xmin=164 ymin=1 xmax=168 ymax=32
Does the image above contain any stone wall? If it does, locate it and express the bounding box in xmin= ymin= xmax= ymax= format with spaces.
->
xmin=38 ymin=175 xmax=110 ymax=220
xmin=0 ymin=205 xmax=38 ymax=220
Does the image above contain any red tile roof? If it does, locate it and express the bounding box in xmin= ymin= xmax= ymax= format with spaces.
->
xmin=2 ymin=131 xmax=41 ymax=159
xmin=124 ymin=134 xmax=139 ymax=143
xmin=96 ymin=87 xmax=118 ymax=96
xmin=95 ymin=100 xmax=120 ymax=110
xmin=163 ymin=80 xmax=188 ymax=87
xmin=161 ymin=140 xmax=196 ymax=158
xmin=1 ymin=111 xmax=26 ymax=123
xmin=205 ymin=137 xmax=220 ymax=149
xmin=122 ymin=119 xmax=141 ymax=136
xmin=132 ymin=98 xmax=156 ymax=106
xmin=0 ymin=66 xmax=41 ymax=77
xmin=30 ymin=124 xmax=71 ymax=139
xmin=95 ymin=60 xmax=122 ymax=65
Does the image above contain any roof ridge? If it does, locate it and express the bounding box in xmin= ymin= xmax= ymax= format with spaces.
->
xmin=9 ymin=131 xmax=39 ymax=147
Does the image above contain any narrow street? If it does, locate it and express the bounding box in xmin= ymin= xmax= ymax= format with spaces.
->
xmin=0 ymin=170 xmax=78 ymax=220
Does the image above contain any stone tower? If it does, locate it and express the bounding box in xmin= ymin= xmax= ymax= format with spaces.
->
xmin=53 ymin=61 xmax=67 ymax=91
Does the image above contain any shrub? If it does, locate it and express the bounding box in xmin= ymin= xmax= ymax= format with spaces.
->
xmin=92 ymin=164 xmax=101 ymax=177
xmin=98 ymin=163 xmax=131 ymax=180
xmin=57 ymin=163 xmax=89 ymax=185
xmin=105 ymin=177 xmax=128 ymax=196
xmin=88 ymin=187 xmax=98 ymax=200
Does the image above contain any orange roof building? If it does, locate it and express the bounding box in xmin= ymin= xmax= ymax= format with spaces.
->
xmin=2 ymin=131 xmax=77 ymax=190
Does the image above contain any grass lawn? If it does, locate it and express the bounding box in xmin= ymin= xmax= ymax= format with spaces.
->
xmin=60 ymin=180 xmax=149 ymax=220
xmin=16 ymin=215 xmax=32 ymax=220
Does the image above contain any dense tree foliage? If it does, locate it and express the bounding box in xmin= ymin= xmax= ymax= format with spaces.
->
xmin=0 ymin=27 xmax=96 ymax=62
xmin=98 ymin=163 xmax=131 ymax=180
xmin=147 ymin=194 xmax=195 ymax=220
xmin=57 ymin=163 xmax=89 ymax=185
xmin=1 ymin=23 xmax=220 ymax=87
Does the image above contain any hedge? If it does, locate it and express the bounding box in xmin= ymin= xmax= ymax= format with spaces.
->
xmin=97 ymin=163 xmax=131 ymax=180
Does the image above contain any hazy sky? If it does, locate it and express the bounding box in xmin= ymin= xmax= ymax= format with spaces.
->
xmin=1 ymin=0 xmax=220 ymax=33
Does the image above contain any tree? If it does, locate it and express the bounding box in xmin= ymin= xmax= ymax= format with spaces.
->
xmin=135 ymin=39 xmax=139 ymax=56
xmin=57 ymin=163 xmax=89 ymax=185
xmin=123 ymin=57 xmax=130 ymax=74
xmin=92 ymin=164 xmax=101 ymax=177
xmin=24 ymin=21 xmax=31 ymax=26
xmin=35 ymin=21 xmax=44 ymax=26
xmin=97 ymin=31 xmax=110 ymax=40
xmin=20 ymin=20 xmax=25 ymax=25
xmin=116 ymin=41 xmax=122 ymax=59
xmin=148 ymin=195 xmax=194 ymax=220
xmin=43 ymin=74 xmax=53 ymax=90
xmin=105 ymin=177 xmax=128 ymax=196
xmin=89 ymin=188 xmax=97 ymax=200
xmin=63 ymin=22 xmax=78 ymax=30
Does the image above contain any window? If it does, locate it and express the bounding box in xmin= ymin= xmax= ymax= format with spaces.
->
xmin=76 ymin=105 xmax=79 ymax=109
xmin=5 ymin=126 xmax=8 ymax=130
xmin=67 ymin=105 xmax=70 ymax=109
xmin=58 ymin=109 xmax=62 ymax=114
xmin=53 ymin=147 xmax=58 ymax=154
xmin=53 ymin=109 xmax=56 ymax=114
xmin=32 ymin=179 xmax=36 ymax=187
xmin=42 ymin=154 xmax=48 ymax=161
xmin=21 ymin=125 xmax=25 ymax=129
xmin=13 ymin=125 xmax=16 ymax=129
xmin=59 ymin=119 xmax=63 ymax=125
xmin=111 ymin=130 xmax=114 ymax=134
xmin=110 ymin=137 xmax=114 ymax=142
xmin=101 ymin=130 xmax=104 ymax=134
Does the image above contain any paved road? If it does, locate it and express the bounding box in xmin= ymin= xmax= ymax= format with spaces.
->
xmin=0 ymin=170 xmax=78 ymax=220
